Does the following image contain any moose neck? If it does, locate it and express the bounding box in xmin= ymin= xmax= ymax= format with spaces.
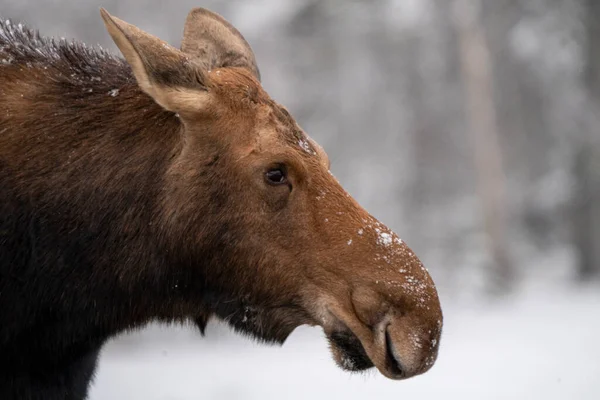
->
xmin=0 ymin=61 xmax=213 ymax=341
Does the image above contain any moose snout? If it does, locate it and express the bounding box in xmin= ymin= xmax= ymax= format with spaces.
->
xmin=309 ymin=210 xmax=442 ymax=379
xmin=322 ymin=281 xmax=442 ymax=380
xmin=348 ymin=264 xmax=442 ymax=376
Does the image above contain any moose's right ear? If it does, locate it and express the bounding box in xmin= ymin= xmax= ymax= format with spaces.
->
xmin=181 ymin=8 xmax=260 ymax=81
xmin=100 ymin=8 xmax=209 ymax=114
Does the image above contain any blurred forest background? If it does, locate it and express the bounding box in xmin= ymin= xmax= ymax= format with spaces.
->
xmin=2 ymin=0 xmax=599 ymax=399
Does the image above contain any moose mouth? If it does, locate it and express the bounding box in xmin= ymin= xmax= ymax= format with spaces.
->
xmin=328 ymin=330 xmax=374 ymax=371
xmin=327 ymin=320 xmax=407 ymax=379
xmin=326 ymin=321 xmax=406 ymax=379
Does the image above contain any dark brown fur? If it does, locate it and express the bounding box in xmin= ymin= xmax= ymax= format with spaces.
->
xmin=0 ymin=10 xmax=443 ymax=400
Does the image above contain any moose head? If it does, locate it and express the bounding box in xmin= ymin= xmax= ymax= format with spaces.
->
xmin=101 ymin=8 xmax=443 ymax=380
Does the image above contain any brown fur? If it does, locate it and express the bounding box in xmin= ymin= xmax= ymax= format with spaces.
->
xmin=0 ymin=8 xmax=443 ymax=400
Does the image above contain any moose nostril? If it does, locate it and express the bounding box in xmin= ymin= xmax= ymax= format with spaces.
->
xmin=384 ymin=326 xmax=404 ymax=377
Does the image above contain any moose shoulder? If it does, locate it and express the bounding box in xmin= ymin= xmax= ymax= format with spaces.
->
xmin=0 ymin=7 xmax=443 ymax=400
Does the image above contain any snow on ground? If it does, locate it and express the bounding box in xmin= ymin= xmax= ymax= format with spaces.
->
xmin=89 ymin=282 xmax=600 ymax=400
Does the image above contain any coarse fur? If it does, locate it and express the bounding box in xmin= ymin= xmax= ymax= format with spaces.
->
xmin=0 ymin=9 xmax=443 ymax=400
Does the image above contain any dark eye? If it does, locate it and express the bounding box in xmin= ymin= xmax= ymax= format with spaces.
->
xmin=265 ymin=167 xmax=287 ymax=185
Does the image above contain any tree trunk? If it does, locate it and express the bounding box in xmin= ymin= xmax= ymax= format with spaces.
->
xmin=574 ymin=0 xmax=600 ymax=280
xmin=452 ymin=0 xmax=513 ymax=291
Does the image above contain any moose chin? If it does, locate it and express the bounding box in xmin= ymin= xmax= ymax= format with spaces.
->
xmin=0 ymin=6 xmax=443 ymax=400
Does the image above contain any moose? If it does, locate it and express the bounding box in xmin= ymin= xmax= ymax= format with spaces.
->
xmin=0 ymin=7 xmax=443 ymax=400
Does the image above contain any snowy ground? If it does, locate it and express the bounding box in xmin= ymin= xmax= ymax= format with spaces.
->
xmin=89 ymin=282 xmax=600 ymax=400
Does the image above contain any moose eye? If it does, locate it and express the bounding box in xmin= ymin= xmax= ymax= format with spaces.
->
xmin=265 ymin=167 xmax=287 ymax=185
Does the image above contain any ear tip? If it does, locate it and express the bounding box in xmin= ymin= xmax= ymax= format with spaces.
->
xmin=187 ymin=7 xmax=213 ymax=17
xmin=99 ymin=7 xmax=113 ymax=24
xmin=99 ymin=8 xmax=129 ymax=34
xmin=186 ymin=7 xmax=226 ymax=23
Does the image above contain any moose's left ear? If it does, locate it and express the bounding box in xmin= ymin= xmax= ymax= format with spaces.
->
xmin=100 ymin=8 xmax=210 ymax=114
xmin=181 ymin=8 xmax=261 ymax=81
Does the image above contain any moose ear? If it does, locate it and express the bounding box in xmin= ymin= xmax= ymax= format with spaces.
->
xmin=100 ymin=8 xmax=209 ymax=113
xmin=181 ymin=8 xmax=260 ymax=81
